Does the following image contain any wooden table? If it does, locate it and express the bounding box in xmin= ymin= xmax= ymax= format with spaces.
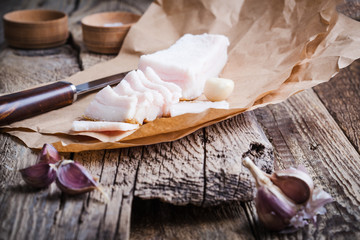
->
xmin=1 ymin=0 xmax=359 ymax=239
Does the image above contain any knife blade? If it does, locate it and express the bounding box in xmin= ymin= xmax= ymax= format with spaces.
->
xmin=0 ymin=71 xmax=128 ymax=126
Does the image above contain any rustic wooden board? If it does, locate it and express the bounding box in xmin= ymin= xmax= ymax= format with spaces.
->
xmin=1 ymin=0 xmax=360 ymax=239
xmin=314 ymin=59 xmax=360 ymax=152
xmin=0 ymin=0 xmax=273 ymax=239
xmin=130 ymin=198 xmax=254 ymax=240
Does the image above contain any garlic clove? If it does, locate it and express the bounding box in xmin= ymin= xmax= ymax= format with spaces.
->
xmin=270 ymin=167 xmax=314 ymax=204
xmin=37 ymin=143 xmax=61 ymax=163
xmin=19 ymin=162 xmax=57 ymax=188
xmin=204 ymin=77 xmax=234 ymax=101
xmin=55 ymin=160 xmax=109 ymax=201
xmin=256 ymin=186 xmax=297 ymax=231
xmin=56 ymin=160 xmax=97 ymax=194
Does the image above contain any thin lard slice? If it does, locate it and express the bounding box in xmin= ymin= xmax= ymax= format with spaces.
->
xmin=124 ymin=70 xmax=164 ymax=119
xmin=136 ymin=70 xmax=175 ymax=116
xmin=170 ymin=100 xmax=229 ymax=117
xmin=72 ymin=121 xmax=139 ymax=132
xmin=138 ymin=33 xmax=229 ymax=100
xmin=144 ymin=67 xmax=182 ymax=103
xmin=84 ymin=86 xmax=137 ymax=122
xmin=114 ymin=79 xmax=155 ymax=124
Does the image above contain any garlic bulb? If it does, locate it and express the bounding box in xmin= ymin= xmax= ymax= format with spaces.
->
xmin=243 ymin=157 xmax=333 ymax=231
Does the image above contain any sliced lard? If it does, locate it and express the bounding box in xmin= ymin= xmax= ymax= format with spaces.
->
xmin=170 ymin=101 xmax=229 ymax=117
xmin=114 ymin=79 xmax=155 ymax=123
xmin=114 ymin=70 xmax=163 ymax=123
xmin=138 ymin=33 xmax=229 ymax=100
xmin=72 ymin=121 xmax=139 ymax=132
xmin=136 ymin=69 xmax=175 ymax=116
xmin=124 ymin=70 xmax=165 ymax=114
xmin=144 ymin=67 xmax=182 ymax=103
xmin=84 ymin=86 xmax=137 ymax=122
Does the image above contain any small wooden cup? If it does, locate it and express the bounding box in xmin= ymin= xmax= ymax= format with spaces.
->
xmin=81 ymin=11 xmax=141 ymax=54
xmin=3 ymin=9 xmax=68 ymax=49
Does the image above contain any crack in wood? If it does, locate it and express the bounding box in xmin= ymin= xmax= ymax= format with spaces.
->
xmin=201 ymin=128 xmax=207 ymax=207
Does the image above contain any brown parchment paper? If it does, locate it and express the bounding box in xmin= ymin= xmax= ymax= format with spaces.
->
xmin=2 ymin=0 xmax=360 ymax=152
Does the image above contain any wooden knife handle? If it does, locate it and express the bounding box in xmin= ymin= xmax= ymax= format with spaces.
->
xmin=0 ymin=81 xmax=76 ymax=125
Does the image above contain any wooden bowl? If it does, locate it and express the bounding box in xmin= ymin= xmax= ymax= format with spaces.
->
xmin=81 ymin=11 xmax=141 ymax=54
xmin=3 ymin=9 xmax=68 ymax=49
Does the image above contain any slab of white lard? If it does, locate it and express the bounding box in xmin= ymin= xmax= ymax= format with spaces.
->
xmin=138 ymin=33 xmax=229 ymax=100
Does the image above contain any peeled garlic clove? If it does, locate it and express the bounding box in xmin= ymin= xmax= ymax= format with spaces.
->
xmin=19 ymin=163 xmax=57 ymax=188
xmin=37 ymin=143 xmax=61 ymax=163
xmin=270 ymin=168 xmax=314 ymax=204
xmin=204 ymin=77 xmax=234 ymax=101
xmin=256 ymin=186 xmax=297 ymax=231
xmin=56 ymin=160 xmax=98 ymax=195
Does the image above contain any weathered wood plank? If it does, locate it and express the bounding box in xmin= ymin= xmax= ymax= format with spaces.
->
xmin=130 ymin=198 xmax=254 ymax=240
xmin=314 ymin=59 xmax=360 ymax=153
xmin=204 ymin=111 xmax=273 ymax=206
xmin=135 ymin=129 xmax=205 ymax=205
xmin=134 ymin=108 xmax=273 ymax=207
xmin=0 ymin=46 xmax=80 ymax=94
xmin=251 ymin=88 xmax=360 ymax=239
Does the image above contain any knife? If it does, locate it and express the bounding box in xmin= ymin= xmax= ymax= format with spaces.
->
xmin=0 ymin=71 xmax=128 ymax=126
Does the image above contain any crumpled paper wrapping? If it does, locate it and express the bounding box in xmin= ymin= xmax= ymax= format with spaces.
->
xmin=2 ymin=0 xmax=360 ymax=152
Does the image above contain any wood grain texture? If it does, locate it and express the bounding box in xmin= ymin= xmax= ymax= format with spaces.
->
xmin=130 ymin=198 xmax=254 ymax=240
xmin=314 ymin=59 xmax=360 ymax=153
xmin=135 ymin=129 xmax=205 ymax=205
xmin=203 ymin=111 xmax=273 ymax=206
xmin=1 ymin=0 xmax=360 ymax=239
xmin=0 ymin=46 xmax=79 ymax=94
